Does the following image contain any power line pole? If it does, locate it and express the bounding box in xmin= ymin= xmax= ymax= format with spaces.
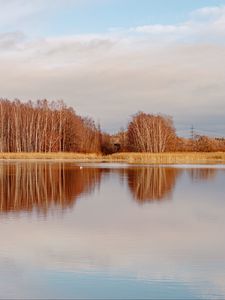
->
xmin=191 ymin=125 xmax=195 ymax=140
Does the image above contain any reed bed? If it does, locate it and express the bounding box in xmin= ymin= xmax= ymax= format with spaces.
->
xmin=0 ymin=152 xmax=102 ymax=161
xmin=107 ymin=152 xmax=225 ymax=164
xmin=0 ymin=152 xmax=225 ymax=164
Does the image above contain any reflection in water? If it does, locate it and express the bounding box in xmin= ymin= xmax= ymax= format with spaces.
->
xmin=126 ymin=167 xmax=181 ymax=203
xmin=0 ymin=163 xmax=101 ymax=213
xmin=0 ymin=163 xmax=221 ymax=214
xmin=188 ymin=168 xmax=216 ymax=182
xmin=0 ymin=164 xmax=225 ymax=299
xmin=0 ymin=164 xmax=183 ymax=213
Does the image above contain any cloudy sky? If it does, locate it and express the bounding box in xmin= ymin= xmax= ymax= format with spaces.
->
xmin=0 ymin=0 xmax=225 ymax=135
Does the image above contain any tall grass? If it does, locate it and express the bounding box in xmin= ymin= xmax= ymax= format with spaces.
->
xmin=107 ymin=152 xmax=225 ymax=164
xmin=0 ymin=152 xmax=225 ymax=164
xmin=0 ymin=152 xmax=101 ymax=160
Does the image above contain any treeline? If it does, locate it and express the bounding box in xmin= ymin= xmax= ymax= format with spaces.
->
xmin=102 ymin=112 xmax=225 ymax=153
xmin=0 ymin=99 xmax=225 ymax=153
xmin=0 ymin=99 xmax=100 ymax=152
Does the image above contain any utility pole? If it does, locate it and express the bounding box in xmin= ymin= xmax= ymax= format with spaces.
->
xmin=191 ymin=125 xmax=195 ymax=140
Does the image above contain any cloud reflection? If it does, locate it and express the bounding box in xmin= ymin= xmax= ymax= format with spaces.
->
xmin=0 ymin=163 xmax=225 ymax=298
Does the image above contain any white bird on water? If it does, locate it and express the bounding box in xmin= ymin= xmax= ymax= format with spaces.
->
xmin=79 ymin=166 xmax=83 ymax=169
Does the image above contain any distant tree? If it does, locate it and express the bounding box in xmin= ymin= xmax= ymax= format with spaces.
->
xmin=127 ymin=112 xmax=176 ymax=152
xmin=195 ymin=136 xmax=217 ymax=152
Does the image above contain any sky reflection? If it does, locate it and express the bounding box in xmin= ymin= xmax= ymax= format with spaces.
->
xmin=0 ymin=163 xmax=225 ymax=299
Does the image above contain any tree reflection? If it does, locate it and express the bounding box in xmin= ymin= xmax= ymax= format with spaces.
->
xmin=0 ymin=163 xmax=101 ymax=214
xmin=126 ymin=167 xmax=181 ymax=203
xmin=188 ymin=168 xmax=216 ymax=182
xmin=1 ymin=163 xmax=218 ymax=213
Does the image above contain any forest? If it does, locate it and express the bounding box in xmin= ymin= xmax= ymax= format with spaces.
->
xmin=0 ymin=99 xmax=225 ymax=154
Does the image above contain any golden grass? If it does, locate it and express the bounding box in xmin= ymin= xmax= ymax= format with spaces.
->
xmin=107 ymin=152 xmax=225 ymax=164
xmin=0 ymin=152 xmax=225 ymax=164
xmin=0 ymin=152 xmax=102 ymax=161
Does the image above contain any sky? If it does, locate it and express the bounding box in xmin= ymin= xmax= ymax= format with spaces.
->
xmin=0 ymin=0 xmax=225 ymax=135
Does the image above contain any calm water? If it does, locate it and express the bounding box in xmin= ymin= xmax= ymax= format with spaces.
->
xmin=0 ymin=162 xmax=225 ymax=299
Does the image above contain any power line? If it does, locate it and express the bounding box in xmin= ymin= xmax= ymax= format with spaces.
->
xmin=176 ymin=127 xmax=225 ymax=138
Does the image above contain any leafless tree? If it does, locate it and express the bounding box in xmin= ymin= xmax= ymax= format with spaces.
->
xmin=127 ymin=112 xmax=176 ymax=152
xmin=0 ymin=99 xmax=101 ymax=153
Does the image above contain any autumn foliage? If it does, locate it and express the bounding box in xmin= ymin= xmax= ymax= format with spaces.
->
xmin=0 ymin=99 xmax=100 ymax=153
xmin=127 ymin=112 xmax=176 ymax=152
xmin=0 ymin=99 xmax=224 ymax=153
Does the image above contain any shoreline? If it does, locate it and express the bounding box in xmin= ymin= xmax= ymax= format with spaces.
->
xmin=0 ymin=152 xmax=225 ymax=164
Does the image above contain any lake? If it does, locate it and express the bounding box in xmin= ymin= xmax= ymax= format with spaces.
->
xmin=0 ymin=162 xmax=225 ymax=299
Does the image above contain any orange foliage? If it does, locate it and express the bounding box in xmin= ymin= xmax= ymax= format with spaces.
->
xmin=0 ymin=99 xmax=101 ymax=153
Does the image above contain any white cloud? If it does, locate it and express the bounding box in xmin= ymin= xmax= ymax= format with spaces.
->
xmin=132 ymin=24 xmax=189 ymax=35
xmin=130 ymin=5 xmax=225 ymax=41
xmin=0 ymin=0 xmax=89 ymax=33
xmin=0 ymin=4 xmax=225 ymax=133
xmin=0 ymin=31 xmax=25 ymax=51
xmin=194 ymin=5 xmax=225 ymax=18
xmin=0 ymin=0 xmax=43 ymax=28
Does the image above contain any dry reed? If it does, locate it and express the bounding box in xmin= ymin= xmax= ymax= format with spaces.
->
xmin=0 ymin=152 xmax=225 ymax=164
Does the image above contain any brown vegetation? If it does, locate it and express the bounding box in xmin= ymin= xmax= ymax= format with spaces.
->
xmin=0 ymin=99 xmax=100 ymax=153
xmin=0 ymin=99 xmax=225 ymax=155
xmin=107 ymin=152 xmax=225 ymax=164
xmin=127 ymin=112 xmax=176 ymax=152
xmin=0 ymin=152 xmax=225 ymax=164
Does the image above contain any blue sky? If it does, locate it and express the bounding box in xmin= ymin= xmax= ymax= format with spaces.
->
xmin=47 ymin=0 xmax=225 ymax=35
xmin=0 ymin=0 xmax=225 ymax=135
xmin=2 ymin=0 xmax=225 ymax=35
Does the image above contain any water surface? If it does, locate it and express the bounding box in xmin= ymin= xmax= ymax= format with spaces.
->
xmin=0 ymin=162 xmax=225 ymax=299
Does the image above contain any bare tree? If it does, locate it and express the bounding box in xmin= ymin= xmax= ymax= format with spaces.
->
xmin=127 ymin=112 xmax=176 ymax=152
xmin=0 ymin=99 xmax=101 ymax=153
